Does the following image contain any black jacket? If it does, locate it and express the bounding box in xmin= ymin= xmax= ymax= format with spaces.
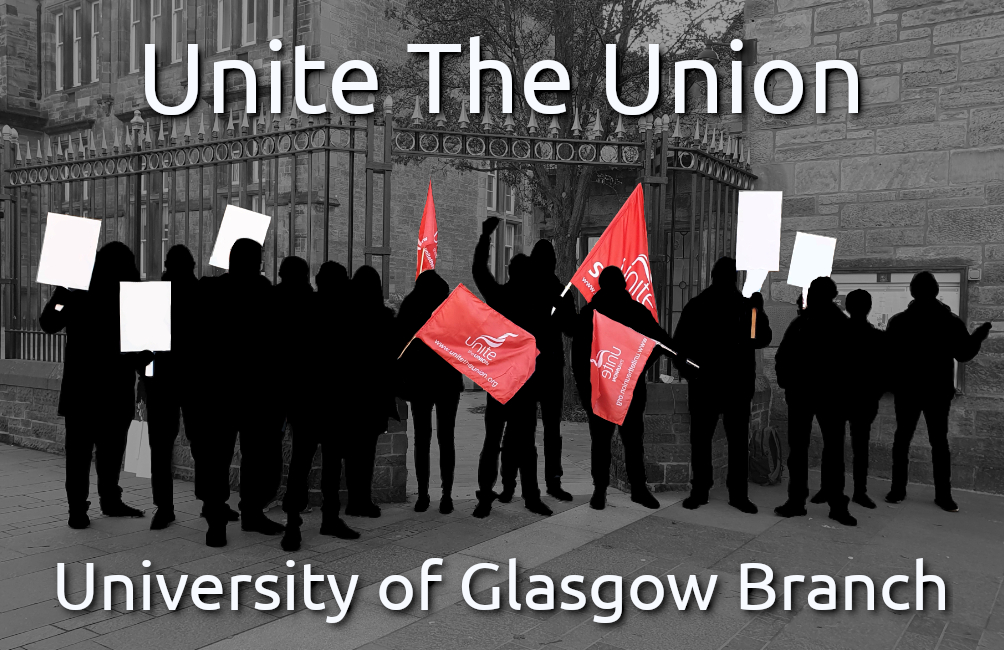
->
xmin=887 ymin=299 xmax=984 ymax=400
xmin=775 ymin=301 xmax=850 ymax=407
xmin=571 ymin=286 xmax=672 ymax=412
xmin=471 ymin=233 xmax=548 ymax=342
xmin=672 ymin=283 xmax=771 ymax=407
xmin=396 ymin=271 xmax=465 ymax=401
xmin=846 ymin=317 xmax=888 ymax=404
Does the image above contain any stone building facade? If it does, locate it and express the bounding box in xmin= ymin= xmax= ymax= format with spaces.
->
xmin=747 ymin=0 xmax=1004 ymax=493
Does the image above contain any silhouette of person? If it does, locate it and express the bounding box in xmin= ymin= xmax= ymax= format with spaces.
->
xmin=198 ymin=238 xmax=285 ymax=547
xmin=472 ymin=217 xmax=552 ymax=519
xmin=40 ymin=241 xmax=147 ymax=529
xmin=809 ymin=289 xmax=886 ymax=509
xmin=886 ymin=271 xmax=991 ymax=512
xmin=344 ymin=265 xmax=400 ymax=519
xmin=572 ymin=266 xmax=670 ymax=510
xmin=670 ymin=257 xmax=769 ymax=514
xmin=281 ymin=260 xmax=360 ymax=551
xmin=774 ymin=276 xmax=857 ymax=526
xmin=397 ymin=270 xmax=464 ymax=515
xmin=142 ymin=244 xmax=206 ymax=530
xmin=496 ymin=240 xmax=577 ymax=503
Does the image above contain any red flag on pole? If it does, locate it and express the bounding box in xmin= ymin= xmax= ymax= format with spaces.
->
xmin=568 ymin=184 xmax=657 ymax=320
xmin=416 ymin=181 xmax=438 ymax=279
xmin=414 ymin=284 xmax=538 ymax=404
xmin=590 ymin=311 xmax=658 ymax=425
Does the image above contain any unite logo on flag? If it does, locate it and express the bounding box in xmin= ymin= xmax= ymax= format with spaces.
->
xmin=590 ymin=311 xmax=657 ymax=425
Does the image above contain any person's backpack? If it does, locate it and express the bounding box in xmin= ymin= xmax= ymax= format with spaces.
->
xmin=748 ymin=426 xmax=783 ymax=486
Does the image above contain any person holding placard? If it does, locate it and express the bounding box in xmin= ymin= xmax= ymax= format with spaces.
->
xmin=40 ymin=242 xmax=147 ymax=529
xmin=199 ymin=238 xmax=285 ymax=547
xmin=572 ymin=266 xmax=670 ymax=511
xmin=886 ymin=272 xmax=991 ymax=512
xmin=142 ymin=245 xmax=206 ymax=530
xmin=774 ymin=277 xmax=857 ymax=526
xmin=672 ymin=257 xmax=771 ymax=515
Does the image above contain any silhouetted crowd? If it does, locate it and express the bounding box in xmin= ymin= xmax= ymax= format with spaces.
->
xmin=41 ymin=218 xmax=991 ymax=549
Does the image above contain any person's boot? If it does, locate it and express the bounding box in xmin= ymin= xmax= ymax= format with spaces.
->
xmin=589 ymin=488 xmax=606 ymax=510
xmin=810 ymin=489 xmax=827 ymax=505
xmin=241 ymin=511 xmax=285 ymax=535
xmin=281 ymin=515 xmax=302 ymax=552
xmin=496 ymin=487 xmax=515 ymax=504
xmin=828 ymin=507 xmax=857 ymax=527
xmin=472 ymin=500 xmax=493 ymax=519
xmin=631 ymin=487 xmax=660 ymax=509
xmin=884 ymin=489 xmax=906 ymax=504
xmin=345 ymin=502 xmax=381 ymax=518
xmin=935 ymin=492 xmax=959 ymax=513
xmin=206 ymin=520 xmax=228 ymax=547
xmin=524 ymin=498 xmax=553 ymax=517
xmin=415 ymin=493 xmax=431 ymax=513
xmin=852 ymin=492 xmax=876 ymax=509
xmin=100 ymin=500 xmax=145 ymax=518
xmin=546 ymin=483 xmax=573 ymax=502
xmin=729 ymin=498 xmax=758 ymax=514
xmin=320 ymin=515 xmax=361 ymax=539
xmin=439 ymin=495 xmax=454 ymax=515
xmin=201 ymin=504 xmax=239 ymax=521
xmin=682 ymin=491 xmax=709 ymax=510
xmin=774 ymin=501 xmax=807 ymax=518
xmin=150 ymin=508 xmax=176 ymax=530
xmin=68 ymin=502 xmax=90 ymax=530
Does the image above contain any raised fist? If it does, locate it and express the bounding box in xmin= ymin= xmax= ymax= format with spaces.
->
xmin=482 ymin=216 xmax=501 ymax=236
xmin=749 ymin=292 xmax=764 ymax=310
xmin=975 ymin=322 xmax=992 ymax=341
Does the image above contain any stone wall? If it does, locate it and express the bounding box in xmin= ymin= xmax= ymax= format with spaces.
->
xmin=610 ymin=377 xmax=774 ymax=493
xmin=747 ymin=0 xmax=1004 ymax=494
xmin=0 ymin=360 xmax=409 ymax=504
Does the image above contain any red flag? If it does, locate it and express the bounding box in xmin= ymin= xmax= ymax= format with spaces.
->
xmin=569 ymin=184 xmax=657 ymax=320
xmin=590 ymin=311 xmax=657 ymax=425
xmin=415 ymin=284 xmax=538 ymax=404
xmin=416 ymin=181 xmax=438 ymax=279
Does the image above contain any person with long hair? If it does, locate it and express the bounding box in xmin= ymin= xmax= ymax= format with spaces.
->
xmin=40 ymin=241 xmax=147 ymax=529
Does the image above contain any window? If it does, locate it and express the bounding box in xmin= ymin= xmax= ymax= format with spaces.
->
xmin=151 ymin=0 xmax=162 ymax=60
xmin=90 ymin=2 xmax=100 ymax=82
xmin=161 ymin=207 xmax=171 ymax=270
xmin=503 ymin=183 xmax=515 ymax=215
xmin=217 ymin=0 xmax=231 ymax=52
xmin=172 ymin=0 xmax=183 ymax=62
xmin=503 ymin=223 xmax=516 ymax=281
xmin=486 ymin=170 xmax=496 ymax=211
xmin=268 ymin=0 xmax=282 ymax=38
xmin=129 ymin=0 xmax=140 ymax=72
xmin=55 ymin=12 xmax=64 ymax=90
xmin=242 ymin=0 xmax=255 ymax=46
xmin=72 ymin=7 xmax=81 ymax=86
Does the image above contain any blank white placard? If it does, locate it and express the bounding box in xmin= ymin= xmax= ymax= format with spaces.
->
xmin=735 ymin=191 xmax=783 ymax=272
xmin=120 ymin=281 xmax=172 ymax=352
xmin=36 ymin=213 xmax=102 ymax=290
xmin=742 ymin=269 xmax=769 ymax=298
xmin=209 ymin=205 xmax=272 ymax=269
xmin=787 ymin=232 xmax=837 ymax=288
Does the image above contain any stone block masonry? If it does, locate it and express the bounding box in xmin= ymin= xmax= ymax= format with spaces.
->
xmin=748 ymin=0 xmax=1004 ymax=494
xmin=0 ymin=360 xmax=409 ymax=504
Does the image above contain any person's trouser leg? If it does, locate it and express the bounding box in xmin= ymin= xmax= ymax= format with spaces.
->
xmin=238 ymin=412 xmax=285 ymax=515
xmin=891 ymin=396 xmax=922 ymax=495
xmin=618 ymin=394 xmax=648 ymax=491
xmin=477 ymin=395 xmax=506 ymax=502
xmin=201 ymin=413 xmax=239 ymax=524
xmin=348 ymin=432 xmax=379 ymax=508
xmin=510 ymin=392 xmax=541 ymax=501
xmin=282 ymin=417 xmax=319 ymax=518
xmin=923 ymin=399 xmax=953 ymax=500
xmin=435 ymin=391 xmax=460 ymax=496
xmin=146 ymin=381 xmax=180 ymax=510
xmin=410 ymin=399 xmax=434 ymax=496
xmin=540 ymin=368 xmax=565 ymax=488
xmin=723 ymin=401 xmax=752 ymax=502
xmin=320 ymin=439 xmax=344 ymax=516
xmin=587 ymin=411 xmax=617 ymax=490
xmin=849 ymin=403 xmax=877 ymax=495
xmin=688 ymin=408 xmax=719 ymax=497
xmin=94 ymin=412 xmax=133 ymax=507
xmin=818 ymin=410 xmax=848 ymax=510
xmin=785 ymin=401 xmax=813 ymax=506
xmin=63 ymin=415 xmax=97 ymax=513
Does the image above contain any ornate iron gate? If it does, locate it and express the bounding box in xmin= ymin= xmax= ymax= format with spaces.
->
xmin=0 ymin=101 xmax=754 ymax=362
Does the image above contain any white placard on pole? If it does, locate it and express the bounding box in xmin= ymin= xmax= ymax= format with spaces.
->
xmin=36 ymin=213 xmax=102 ymax=290
xmin=120 ymin=281 xmax=172 ymax=352
xmin=209 ymin=205 xmax=272 ymax=270
xmin=735 ymin=191 xmax=783 ymax=272
xmin=787 ymin=232 xmax=837 ymax=289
